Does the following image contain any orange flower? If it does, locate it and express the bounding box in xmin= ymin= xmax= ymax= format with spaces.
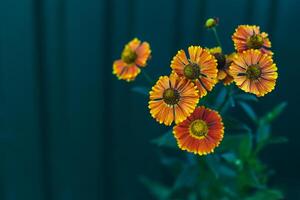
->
xmin=232 ymin=25 xmax=272 ymax=55
xmin=229 ymin=49 xmax=278 ymax=97
xmin=173 ymin=106 xmax=224 ymax=155
xmin=113 ymin=38 xmax=151 ymax=81
xmin=149 ymin=73 xmax=199 ymax=126
xmin=171 ymin=46 xmax=218 ymax=98
xmin=208 ymin=47 xmax=234 ymax=85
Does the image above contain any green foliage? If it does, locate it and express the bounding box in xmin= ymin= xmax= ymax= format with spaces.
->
xmin=245 ymin=189 xmax=284 ymax=200
xmin=260 ymin=102 xmax=287 ymax=124
xmin=141 ymin=86 xmax=287 ymax=200
xmin=234 ymin=93 xmax=258 ymax=102
xmin=214 ymin=87 xmax=227 ymax=109
xmin=130 ymin=25 xmax=287 ymax=200
xmin=238 ymin=101 xmax=258 ymax=123
xmin=151 ymin=129 xmax=177 ymax=148
xmin=254 ymin=102 xmax=288 ymax=153
xmin=139 ymin=176 xmax=172 ymax=200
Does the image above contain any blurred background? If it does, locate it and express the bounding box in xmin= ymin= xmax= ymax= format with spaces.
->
xmin=0 ymin=0 xmax=299 ymax=199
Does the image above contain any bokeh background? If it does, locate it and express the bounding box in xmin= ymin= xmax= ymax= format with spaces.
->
xmin=0 ymin=0 xmax=299 ymax=199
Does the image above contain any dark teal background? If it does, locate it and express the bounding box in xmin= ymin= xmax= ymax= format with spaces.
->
xmin=0 ymin=0 xmax=299 ymax=199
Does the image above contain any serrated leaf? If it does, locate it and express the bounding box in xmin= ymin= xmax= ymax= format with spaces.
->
xmin=261 ymin=102 xmax=287 ymax=124
xmin=239 ymin=102 xmax=258 ymax=123
xmin=139 ymin=176 xmax=171 ymax=200
xmin=151 ymin=130 xmax=177 ymax=148
xmin=131 ymin=86 xmax=150 ymax=96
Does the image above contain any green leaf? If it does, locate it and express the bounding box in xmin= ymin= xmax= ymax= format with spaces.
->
xmin=261 ymin=102 xmax=287 ymax=124
xmin=238 ymin=102 xmax=258 ymax=123
xmin=256 ymin=136 xmax=289 ymax=153
xmin=235 ymin=93 xmax=258 ymax=102
xmin=218 ymin=134 xmax=245 ymax=153
xmin=159 ymin=155 xmax=181 ymax=166
xmin=218 ymin=165 xmax=237 ymax=177
xmin=245 ymin=189 xmax=284 ymax=200
xmin=174 ymin=164 xmax=198 ymax=189
xmin=187 ymin=193 xmax=197 ymax=200
xmin=223 ymin=117 xmax=252 ymax=133
xmin=139 ymin=176 xmax=172 ymax=200
xmin=268 ymin=136 xmax=288 ymax=144
xmin=229 ymin=96 xmax=236 ymax=107
xmin=220 ymin=100 xmax=231 ymax=114
xmin=247 ymin=157 xmax=265 ymax=173
xmin=131 ymin=86 xmax=150 ymax=96
xmin=221 ymin=152 xmax=237 ymax=164
xmin=151 ymin=130 xmax=177 ymax=148
xmin=239 ymin=168 xmax=264 ymax=189
xmin=214 ymin=87 xmax=227 ymax=109
xmin=239 ymin=131 xmax=253 ymax=160
xmin=256 ymin=123 xmax=271 ymax=145
xmin=205 ymin=155 xmax=220 ymax=179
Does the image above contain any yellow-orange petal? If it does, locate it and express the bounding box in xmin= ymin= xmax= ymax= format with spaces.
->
xmin=173 ymin=106 xmax=224 ymax=155
xmin=149 ymin=74 xmax=199 ymax=126
xmin=232 ymin=25 xmax=273 ymax=56
xmin=114 ymin=38 xmax=152 ymax=81
xmin=113 ymin=59 xmax=140 ymax=81
xmin=171 ymin=46 xmax=218 ymax=98
xmin=229 ymin=49 xmax=277 ymax=96
xmin=127 ymin=38 xmax=141 ymax=51
xmin=135 ymin=42 xmax=151 ymax=67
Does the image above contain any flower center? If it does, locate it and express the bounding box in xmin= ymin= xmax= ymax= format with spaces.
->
xmin=190 ymin=119 xmax=208 ymax=138
xmin=121 ymin=48 xmax=137 ymax=64
xmin=246 ymin=34 xmax=264 ymax=49
xmin=163 ymin=88 xmax=180 ymax=105
xmin=246 ymin=64 xmax=261 ymax=80
xmin=183 ymin=63 xmax=201 ymax=80
xmin=213 ymin=53 xmax=226 ymax=70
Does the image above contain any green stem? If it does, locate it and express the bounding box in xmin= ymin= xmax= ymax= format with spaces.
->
xmin=212 ymin=27 xmax=222 ymax=48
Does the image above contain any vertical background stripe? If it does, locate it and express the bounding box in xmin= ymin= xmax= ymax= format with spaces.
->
xmin=0 ymin=0 xmax=298 ymax=199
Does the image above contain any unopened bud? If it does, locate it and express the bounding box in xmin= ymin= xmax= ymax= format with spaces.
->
xmin=205 ymin=18 xmax=219 ymax=28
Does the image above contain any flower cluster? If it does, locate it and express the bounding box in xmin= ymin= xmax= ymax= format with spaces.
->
xmin=113 ymin=24 xmax=278 ymax=156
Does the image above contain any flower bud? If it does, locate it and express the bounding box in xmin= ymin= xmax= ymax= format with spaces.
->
xmin=205 ymin=18 xmax=219 ymax=28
